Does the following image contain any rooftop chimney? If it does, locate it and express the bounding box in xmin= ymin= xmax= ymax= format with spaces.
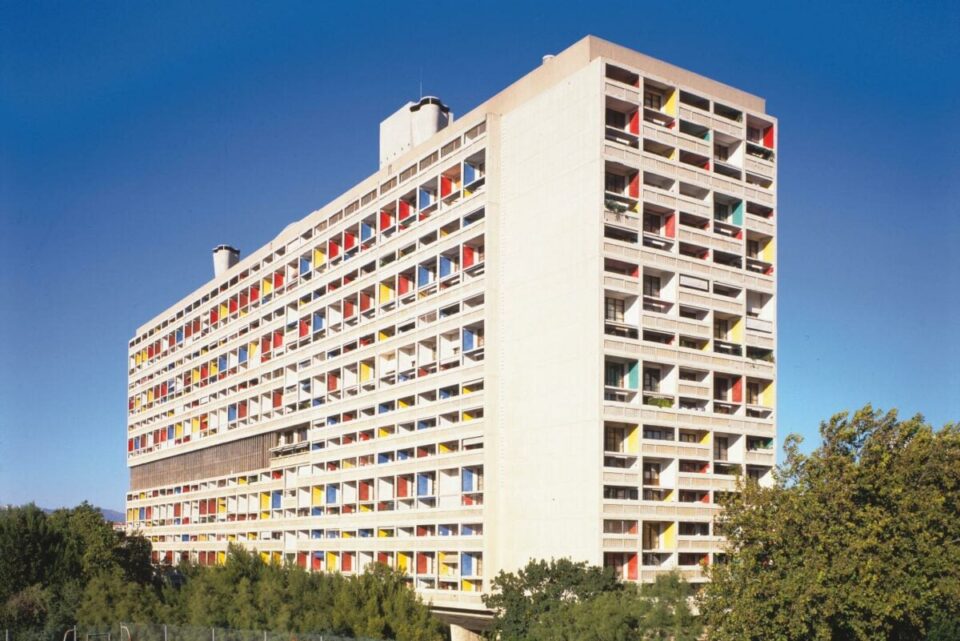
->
xmin=212 ymin=244 xmax=240 ymax=277
xmin=379 ymin=96 xmax=452 ymax=167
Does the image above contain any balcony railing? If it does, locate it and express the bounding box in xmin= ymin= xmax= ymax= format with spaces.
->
xmin=713 ymin=340 xmax=742 ymax=357
xmin=605 ymin=321 xmax=639 ymax=339
xmin=745 ymin=317 xmax=773 ymax=333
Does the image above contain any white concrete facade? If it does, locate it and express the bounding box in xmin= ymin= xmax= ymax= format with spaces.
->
xmin=125 ymin=36 xmax=777 ymax=617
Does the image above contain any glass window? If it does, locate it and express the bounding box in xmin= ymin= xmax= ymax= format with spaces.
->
xmin=605 ymin=426 xmax=625 ymax=452
xmin=642 ymin=367 xmax=661 ymax=392
xmin=605 ymin=363 xmax=625 ymax=387
xmin=643 ymin=275 xmax=661 ymax=298
xmin=605 ymin=297 xmax=625 ymax=322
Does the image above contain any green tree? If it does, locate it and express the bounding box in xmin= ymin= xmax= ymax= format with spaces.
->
xmin=0 ymin=504 xmax=64 ymax=608
xmin=75 ymin=569 xmax=162 ymax=625
xmin=485 ymin=561 xmax=700 ymax=641
xmin=640 ymin=572 xmax=700 ymax=641
xmin=532 ymin=575 xmax=700 ymax=641
xmin=332 ymin=563 xmax=443 ymax=641
xmin=482 ymin=558 xmax=622 ymax=641
xmin=529 ymin=590 xmax=650 ymax=641
xmin=700 ymin=405 xmax=960 ymax=641
xmin=2 ymin=584 xmax=49 ymax=630
xmin=48 ymin=502 xmax=119 ymax=580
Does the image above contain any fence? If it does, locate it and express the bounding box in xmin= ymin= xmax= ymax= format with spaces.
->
xmin=3 ymin=625 xmax=382 ymax=641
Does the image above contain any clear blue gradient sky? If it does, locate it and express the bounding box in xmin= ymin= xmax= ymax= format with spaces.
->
xmin=1 ymin=1 xmax=958 ymax=510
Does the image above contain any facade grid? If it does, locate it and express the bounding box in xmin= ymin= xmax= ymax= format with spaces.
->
xmin=125 ymin=36 xmax=777 ymax=616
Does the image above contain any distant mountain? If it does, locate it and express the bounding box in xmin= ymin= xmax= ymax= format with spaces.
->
xmin=1 ymin=504 xmax=125 ymax=523
xmin=99 ymin=508 xmax=125 ymax=522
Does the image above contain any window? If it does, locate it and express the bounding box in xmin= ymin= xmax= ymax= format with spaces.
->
xmin=644 ymin=91 xmax=663 ymax=110
xmin=747 ymin=240 xmax=760 ymax=258
xmin=605 ymin=297 xmax=625 ymax=323
xmin=643 ymin=427 xmax=672 ymax=441
xmin=746 ymin=382 xmax=760 ymax=405
xmin=605 ymin=363 xmax=625 ymax=388
xmin=747 ymin=127 xmax=762 ymax=143
xmin=605 ymin=426 xmax=625 ymax=453
xmin=678 ymin=553 xmax=706 ymax=567
xmin=679 ymin=431 xmax=700 ymax=443
xmin=605 ymin=173 xmax=626 ymax=193
xmin=714 ymin=318 xmax=729 ymax=340
xmin=715 ymin=144 xmax=729 ymax=162
xmin=747 ymin=467 xmax=765 ymax=482
xmin=642 ymin=523 xmax=662 ymax=548
xmin=643 ymin=462 xmax=661 ymax=486
xmin=714 ymin=437 xmax=729 ymax=461
xmin=604 ymin=519 xmax=637 ymax=534
xmin=643 ymin=213 xmax=661 ymax=234
xmin=604 ymin=486 xmax=638 ymax=500
xmin=643 ymin=275 xmax=662 ymax=298
xmin=679 ymin=522 xmax=709 ymax=536
xmin=605 ymin=108 xmax=627 ymax=129
xmin=715 ymin=378 xmax=729 ymax=400
xmin=680 ymin=521 xmax=710 ymax=536
xmin=642 ymin=368 xmax=661 ymax=392
xmin=714 ymin=202 xmax=731 ymax=222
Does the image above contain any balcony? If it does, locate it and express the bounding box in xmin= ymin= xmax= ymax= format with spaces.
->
xmin=642 ymin=296 xmax=673 ymax=315
xmin=713 ymin=340 xmax=742 ymax=357
xmin=713 ymin=161 xmax=742 ymax=180
xmin=606 ymin=162 xmax=640 ymax=210
xmin=746 ymin=257 xmax=774 ymax=276
xmin=642 ymin=488 xmax=671 ymax=502
xmin=746 ymin=346 xmax=775 ymax=363
xmin=606 ymin=127 xmax=640 ymax=148
xmin=605 ymin=386 xmax=637 ymax=403
xmin=604 ymin=224 xmax=638 ymax=245
xmin=713 ymin=250 xmax=742 ymax=269
xmin=604 ymin=207 xmax=642 ymax=230
xmin=746 ymin=142 xmax=774 ymax=162
xmin=643 ymin=392 xmax=674 ymax=409
xmin=746 ymin=172 xmax=773 ymax=190
xmin=604 ymin=258 xmax=639 ymax=279
xmin=745 ymin=317 xmax=773 ymax=334
xmin=643 ymin=84 xmax=675 ymax=129
xmin=605 ymin=320 xmax=638 ymax=340
xmin=679 ymin=150 xmax=710 ymax=173
xmin=606 ymin=99 xmax=640 ymax=149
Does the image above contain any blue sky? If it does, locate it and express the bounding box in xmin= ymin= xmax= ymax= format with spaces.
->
xmin=1 ymin=1 xmax=957 ymax=510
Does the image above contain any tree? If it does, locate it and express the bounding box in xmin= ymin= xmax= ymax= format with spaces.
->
xmin=527 ymin=574 xmax=701 ymax=641
xmin=640 ymin=572 xmax=700 ymax=641
xmin=0 ymin=503 xmax=156 ymax=634
xmin=331 ymin=563 xmax=443 ymax=641
xmin=482 ymin=559 xmax=622 ymax=641
xmin=700 ymin=405 xmax=960 ymax=641
xmin=75 ymin=570 xmax=161 ymax=625
xmin=0 ymin=504 xmax=64 ymax=608
xmin=2 ymin=584 xmax=49 ymax=630
xmin=169 ymin=546 xmax=441 ymax=641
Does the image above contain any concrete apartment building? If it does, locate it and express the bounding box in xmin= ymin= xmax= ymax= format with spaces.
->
xmin=125 ymin=35 xmax=777 ymax=625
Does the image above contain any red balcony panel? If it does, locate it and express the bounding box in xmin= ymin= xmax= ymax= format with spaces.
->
xmin=665 ymin=214 xmax=676 ymax=238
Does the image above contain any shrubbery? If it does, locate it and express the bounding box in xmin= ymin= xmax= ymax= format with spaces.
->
xmin=0 ymin=504 xmax=442 ymax=641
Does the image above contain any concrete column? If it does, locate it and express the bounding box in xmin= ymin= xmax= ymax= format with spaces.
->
xmin=450 ymin=624 xmax=483 ymax=641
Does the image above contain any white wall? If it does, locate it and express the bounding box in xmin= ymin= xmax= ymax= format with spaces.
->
xmin=487 ymin=59 xmax=605 ymax=574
